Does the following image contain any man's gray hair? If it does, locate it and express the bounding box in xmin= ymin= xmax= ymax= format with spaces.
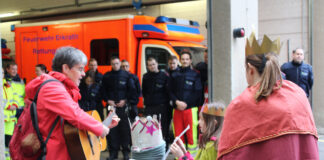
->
xmin=52 ymin=46 xmax=87 ymax=72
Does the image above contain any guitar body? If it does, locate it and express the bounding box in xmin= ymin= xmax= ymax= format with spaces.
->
xmin=64 ymin=110 xmax=107 ymax=160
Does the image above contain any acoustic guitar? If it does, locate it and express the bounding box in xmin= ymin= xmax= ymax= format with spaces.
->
xmin=64 ymin=110 xmax=108 ymax=160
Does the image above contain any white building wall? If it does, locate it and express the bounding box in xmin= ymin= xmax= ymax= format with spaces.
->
xmin=259 ymin=0 xmax=309 ymax=65
xmin=160 ymin=0 xmax=207 ymax=46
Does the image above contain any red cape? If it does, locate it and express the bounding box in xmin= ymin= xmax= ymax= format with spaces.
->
xmin=218 ymin=80 xmax=317 ymax=159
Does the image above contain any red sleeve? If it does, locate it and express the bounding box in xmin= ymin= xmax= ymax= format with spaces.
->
xmin=39 ymin=82 xmax=103 ymax=136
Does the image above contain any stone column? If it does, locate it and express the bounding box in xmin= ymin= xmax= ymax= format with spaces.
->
xmin=207 ymin=0 xmax=258 ymax=105
xmin=313 ymin=0 xmax=324 ymax=134
xmin=0 ymin=27 xmax=6 ymax=160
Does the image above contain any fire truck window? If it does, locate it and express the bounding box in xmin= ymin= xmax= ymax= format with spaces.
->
xmin=145 ymin=47 xmax=170 ymax=71
xmin=173 ymin=47 xmax=205 ymax=66
xmin=90 ymin=39 xmax=119 ymax=65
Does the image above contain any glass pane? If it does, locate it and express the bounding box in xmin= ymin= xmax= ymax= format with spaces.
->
xmin=145 ymin=47 xmax=171 ymax=71
xmin=90 ymin=39 xmax=119 ymax=65
xmin=172 ymin=47 xmax=206 ymax=66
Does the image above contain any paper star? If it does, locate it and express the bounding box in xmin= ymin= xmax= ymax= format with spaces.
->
xmin=146 ymin=125 xmax=156 ymax=136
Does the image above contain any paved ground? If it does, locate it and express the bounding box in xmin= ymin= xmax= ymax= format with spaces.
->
xmin=319 ymin=135 xmax=324 ymax=160
xmin=100 ymin=135 xmax=324 ymax=160
xmin=100 ymin=151 xmax=175 ymax=160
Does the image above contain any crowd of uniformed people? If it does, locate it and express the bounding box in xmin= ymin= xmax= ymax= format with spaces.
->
xmin=80 ymin=51 xmax=206 ymax=160
xmin=2 ymin=48 xmax=208 ymax=160
xmin=1 ymin=45 xmax=316 ymax=160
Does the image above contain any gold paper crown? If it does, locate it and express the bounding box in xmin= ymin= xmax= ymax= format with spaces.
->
xmin=245 ymin=32 xmax=281 ymax=56
xmin=202 ymin=102 xmax=225 ymax=117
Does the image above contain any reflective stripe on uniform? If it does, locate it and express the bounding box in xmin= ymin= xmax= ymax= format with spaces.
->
xmin=5 ymin=147 xmax=10 ymax=159
xmin=187 ymin=146 xmax=198 ymax=154
xmin=3 ymin=100 xmax=8 ymax=109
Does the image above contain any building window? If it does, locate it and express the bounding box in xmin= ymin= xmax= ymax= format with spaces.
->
xmin=90 ymin=39 xmax=119 ymax=65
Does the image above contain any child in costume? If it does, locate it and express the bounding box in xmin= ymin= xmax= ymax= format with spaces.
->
xmin=130 ymin=115 xmax=166 ymax=160
xmin=170 ymin=102 xmax=224 ymax=160
xmin=217 ymin=34 xmax=318 ymax=159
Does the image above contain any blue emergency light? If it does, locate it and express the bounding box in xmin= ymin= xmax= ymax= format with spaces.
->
xmin=155 ymin=16 xmax=200 ymax=27
xmin=155 ymin=16 xmax=170 ymax=23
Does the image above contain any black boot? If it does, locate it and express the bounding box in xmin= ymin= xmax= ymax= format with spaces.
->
xmin=123 ymin=152 xmax=129 ymax=160
xmin=107 ymin=151 xmax=118 ymax=160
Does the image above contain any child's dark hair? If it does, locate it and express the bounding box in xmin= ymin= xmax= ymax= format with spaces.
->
xmin=85 ymin=70 xmax=96 ymax=82
xmin=36 ymin=64 xmax=48 ymax=73
xmin=199 ymin=102 xmax=224 ymax=149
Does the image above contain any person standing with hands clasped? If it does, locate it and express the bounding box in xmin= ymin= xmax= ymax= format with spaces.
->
xmin=142 ymin=57 xmax=171 ymax=148
xmin=102 ymin=57 xmax=137 ymax=160
xmin=171 ymin=102 xmax=224 ymax=160
xmin=170 ymin=51 xmax=202 ymax=155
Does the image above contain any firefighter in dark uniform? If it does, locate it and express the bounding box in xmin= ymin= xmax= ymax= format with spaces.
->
xmin=169 ymin=52 xmax=202 ymax=154
xmin=166 ymin=55 xmax=180 ymax=138
xmin=167 ymin=55 xmax=180 ymax=76
xmin=121 ymin=60 xmax=140 ymax=120
xmin=142 ymin=57 xmax=171 ymax=148
xmin=84 ymin=58 xmax=104 ymax=120
xmin=281 ymin=48 xmax=313 ymax=98
xmin=102 ymin=57 xmax=137 ymax=160
xmin=79 ymin=71 xmax=102 ymax=112
xmin=87 ymin=58 xmax=103 ymax=84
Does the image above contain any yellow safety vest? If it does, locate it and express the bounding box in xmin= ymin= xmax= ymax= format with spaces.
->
xmin=3 ymin=79 xmax=18 ymax=135
xmin=10 ymin=79 xmax=25 ymax=109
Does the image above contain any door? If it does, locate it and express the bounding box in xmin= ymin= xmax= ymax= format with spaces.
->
xmin=19 ymin=32 xmax=38 ymax=83
xmin=137 ymin=39 xmax=177 ymax=109
xmin=138 ymin=39 xmax=177 ymax=80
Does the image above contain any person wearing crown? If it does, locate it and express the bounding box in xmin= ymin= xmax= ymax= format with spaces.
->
xmin=217 ymin=33 xmax=319 ymax=160
xmin=170 ymin=102 xmax=224 ymax=160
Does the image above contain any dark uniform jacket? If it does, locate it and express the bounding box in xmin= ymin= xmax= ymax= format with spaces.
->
xmin=102 ymin=70 xmax=137 ymax=105
xmin=79 ymin=82 xmax=101 ymax=111
xmin=167 ymin=67 xmax=180 ymax=77
xmin=142 ymin=71 xmax=170 ymax=107
xmin=281 ymin=61 xmax=313 ymax=97
xmin=169 ymin=66 xmax=202 ymax=109
xmin=86 ymin=69 xmax=103 ymax=84
xmin=195 ymin=62 xmax=208 ymax=106
xmin=130 ymin=73 xmax=141 ymax=102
